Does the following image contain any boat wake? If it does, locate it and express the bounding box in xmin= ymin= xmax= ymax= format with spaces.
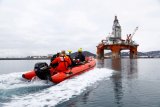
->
xmin=0 ymin=68 xmax=113 ymax=107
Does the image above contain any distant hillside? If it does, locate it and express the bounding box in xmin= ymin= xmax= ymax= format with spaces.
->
xmin=105 ymin=51 xmax=160 ymax=58
xmin=137 ymin=51 xmax=160 ymax=58
xmin=1 ymin=51 xmax=159 ymax=60
xmin=120 ymin=52 xmax=147 ymax=57
xmin=144 ymin=51 xmax=160 ymax=57
xmin=70 ymin=51 xmax=96 ymax=58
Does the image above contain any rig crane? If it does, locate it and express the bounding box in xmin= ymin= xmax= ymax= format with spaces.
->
xmin=126 ymin=27 xmax=138 ymax=44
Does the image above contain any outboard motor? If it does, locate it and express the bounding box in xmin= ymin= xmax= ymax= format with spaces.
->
xmin=34 ymin=62 xmax=50 ymax=80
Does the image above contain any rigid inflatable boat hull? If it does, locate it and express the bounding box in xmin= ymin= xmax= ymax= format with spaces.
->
xmin=22 ymin=58 xmax=96 ymax=83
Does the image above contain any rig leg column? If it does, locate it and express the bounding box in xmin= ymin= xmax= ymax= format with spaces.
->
xmin=112 ymin=51 xmax=120 ymax=59
xmin=111 ymin=46 xmax=121 ymax=59
xmin=97 ymin=47 xmax=104 ymax=59
xmin=130 ymin=47 xmax=138 ymax=59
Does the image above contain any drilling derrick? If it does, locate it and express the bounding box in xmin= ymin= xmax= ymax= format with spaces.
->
xmin=97 ymin=16 xmax=139 ymax=59
xmin=112 ymin=16 xmax=121 ymax=39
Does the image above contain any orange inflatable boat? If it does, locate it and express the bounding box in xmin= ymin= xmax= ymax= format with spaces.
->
xmin=22 ymin=58 xmax=96 ymax=84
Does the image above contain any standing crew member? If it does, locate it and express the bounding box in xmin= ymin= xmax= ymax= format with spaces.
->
xmin=50 ymin=50 xmax=72 ymax=74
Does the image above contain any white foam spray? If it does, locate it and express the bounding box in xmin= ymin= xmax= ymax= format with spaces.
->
xmin=1 ymin=68 xmax=113 ymax=107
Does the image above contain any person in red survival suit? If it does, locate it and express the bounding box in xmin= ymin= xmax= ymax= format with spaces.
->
xmin=50 ymin=50 xmax=72 ymax=75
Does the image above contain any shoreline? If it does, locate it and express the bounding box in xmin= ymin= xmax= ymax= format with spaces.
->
xmin=0 ymin=57 xmax=159 ymax=60
xmin=0 ymin=58 xmax=50 ymax=60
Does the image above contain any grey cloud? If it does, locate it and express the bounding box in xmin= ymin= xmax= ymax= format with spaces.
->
xmin=0 ymin=0 xmax=160 ymax=57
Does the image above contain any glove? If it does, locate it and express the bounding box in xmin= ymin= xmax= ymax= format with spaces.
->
xmin=66 ymin=71 xmax=72 ymax=75
xmin=68 ymin=71 xmax=73 ymax=74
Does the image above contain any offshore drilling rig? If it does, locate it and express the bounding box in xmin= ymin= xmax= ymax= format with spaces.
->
xmin=97 ymin=16 xmax=139 ymax=59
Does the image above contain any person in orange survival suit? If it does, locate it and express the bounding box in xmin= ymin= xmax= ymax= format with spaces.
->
xmin=50 ymin=50 xmax=72 ymax=75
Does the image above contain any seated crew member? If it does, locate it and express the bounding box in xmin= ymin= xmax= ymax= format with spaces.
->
xmin=67 ymin=50 xmax=72 ymax=56
xmin=50 ymin=52 xmax=60 ymax=68
xmin=67 ymin=50 xmax=76 ymax=67
xmin=50 ymin=50 xmax=72 ymax=75
xmin=50 ymin=52 xmax=60 ymax=62
xmin=75 ymin=48 xmax=85 ymax=63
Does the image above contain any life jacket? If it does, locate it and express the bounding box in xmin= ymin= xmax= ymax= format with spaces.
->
xmin=51 ymin=55 xmax=71 ymax=72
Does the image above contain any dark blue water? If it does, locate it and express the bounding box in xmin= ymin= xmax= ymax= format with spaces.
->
xmin=59 ymin=58 xmax=160 ymax=107
xmin=0 ymin=59 xmax=160 ymax=107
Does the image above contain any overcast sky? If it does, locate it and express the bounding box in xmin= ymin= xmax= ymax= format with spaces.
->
xmin=0 ymin=0 xmax=160 ymax=57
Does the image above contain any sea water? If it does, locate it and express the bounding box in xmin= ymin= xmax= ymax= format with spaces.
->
xmin=0 ymin=60 xmax=112 ymax=107
xmin=0 ymin=59 xmax=160 ymax=107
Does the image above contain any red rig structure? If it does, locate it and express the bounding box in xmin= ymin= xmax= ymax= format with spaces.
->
xmin=97 ymin=16 xmax=139 ymax=59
